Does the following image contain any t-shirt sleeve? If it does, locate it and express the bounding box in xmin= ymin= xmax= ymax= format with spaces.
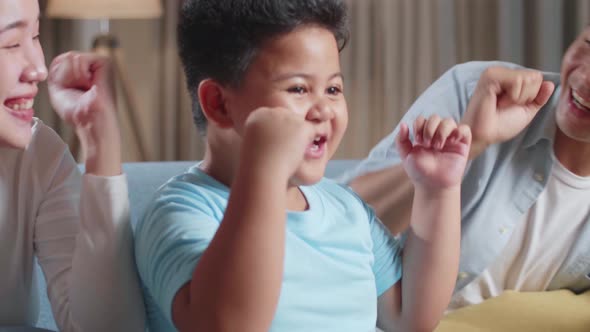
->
xmin=367 ymin=203 xmax=403 ymax=296
xmin=134 ymin=180 xmax=221 ymax=325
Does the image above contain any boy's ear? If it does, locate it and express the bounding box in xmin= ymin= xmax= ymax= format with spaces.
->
xmin=198 ymin=79 xmax=233 ymax=128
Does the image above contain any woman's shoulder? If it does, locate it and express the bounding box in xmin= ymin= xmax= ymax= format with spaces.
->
xmin=30 ymin=118 xmax=68 ymax=146
xmin=28 ymin=118 xmax=70 ymax=159
xmin=22 ymin=118 xmax=78 ymax=182
xmin=1 ymin=118 xmax=79 ymax=196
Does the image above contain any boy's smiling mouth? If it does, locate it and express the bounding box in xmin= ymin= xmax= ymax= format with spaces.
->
xmin=306 ymin=135 xmax=328 ymax=158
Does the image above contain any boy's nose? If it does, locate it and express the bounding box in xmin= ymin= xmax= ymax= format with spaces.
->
xmin=306 ymin=100 xmax=334 ymax=122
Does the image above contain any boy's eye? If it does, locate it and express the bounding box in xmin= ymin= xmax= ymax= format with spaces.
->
xmin=288 ymin=86 xmax=307 ymax=94
xmin=327 ymin=86 xmax=342 ymax=95
xmin=33 ymin=34 xmax=40 ymax=41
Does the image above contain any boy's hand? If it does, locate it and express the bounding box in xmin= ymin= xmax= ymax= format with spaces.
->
xmin=48 ymin=51 xmax=117 ymax=127
xmin=463 ymin=67 xmax=555 ymax=158
xmin=397 ymin=116 xmax=471 ymax=190
xmin=243 ymin=107 xmax=316 ymax=180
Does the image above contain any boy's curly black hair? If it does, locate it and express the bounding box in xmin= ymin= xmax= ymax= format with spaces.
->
xmin=178 ymin=0 xmax=349 ymax=134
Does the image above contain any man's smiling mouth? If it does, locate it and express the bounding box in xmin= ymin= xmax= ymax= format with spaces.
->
xmin=572 ymin=89 xmax=590 ymax=113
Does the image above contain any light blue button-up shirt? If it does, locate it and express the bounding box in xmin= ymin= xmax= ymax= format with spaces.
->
xmin=340 ymin=61 xmax=590 ymax=294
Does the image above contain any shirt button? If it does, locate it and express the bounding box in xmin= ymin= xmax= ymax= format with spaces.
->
xmin=458 ymin=272 xmax=469 ymax=280
xmin=499 ymin=226 xmax=508 ymax=234
xmin=534 ymin=172 xmax=544 ymax=182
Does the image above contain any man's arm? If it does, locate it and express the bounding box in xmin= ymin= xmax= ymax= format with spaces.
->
xmin=350 ymin=164 xmax=413 ymax=235
xmin=350 ymin=64 xmax=555 ymax=235
xmin=348 ymin=62 xmax=484 ymax=234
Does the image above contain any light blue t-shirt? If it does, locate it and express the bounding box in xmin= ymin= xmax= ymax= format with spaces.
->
xmin=134 ymin=166 xmax=402 ymax=331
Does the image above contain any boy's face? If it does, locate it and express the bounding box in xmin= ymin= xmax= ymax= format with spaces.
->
xmin=223 ymin=25 xmax=348 ymax=184
xmin=556 ymin=26 xmax=590 ymax=144
xmin=0 ymin=0 xmax=47 ymax=149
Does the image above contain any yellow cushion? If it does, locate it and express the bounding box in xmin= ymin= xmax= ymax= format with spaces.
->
xmin=436 ymin=290 xmax=590 ymax=332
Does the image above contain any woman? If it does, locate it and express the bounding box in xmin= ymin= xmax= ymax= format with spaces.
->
xmin=0 ymin=0 xmax=145 ymax=330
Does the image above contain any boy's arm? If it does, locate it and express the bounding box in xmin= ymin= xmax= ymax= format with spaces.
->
xmin=377 ymin=187 xmax=461 ymax=332
xmin=172 ymin=154 xmax=289 ymax=332
xmin=375 ymin=119 xmax=469 ymax=332
xmin=172 ymin=107 xmax=318 ymax=332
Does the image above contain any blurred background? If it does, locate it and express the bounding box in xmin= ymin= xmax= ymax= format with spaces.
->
xmin=36 ymin=0 xmax=590 ymax=161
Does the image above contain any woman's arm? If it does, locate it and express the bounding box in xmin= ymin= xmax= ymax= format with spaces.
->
xmin=35 ymin=52 xmax=146 ymax=331
xmin=34 ymin=139 xmax=145 ymax=331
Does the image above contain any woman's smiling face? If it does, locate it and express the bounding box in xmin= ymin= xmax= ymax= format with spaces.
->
xmin=0 ymin=0 xmax=47 ymax=149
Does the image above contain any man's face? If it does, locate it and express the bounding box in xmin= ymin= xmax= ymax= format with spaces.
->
xmin=556 ymin=26 xmax=590 ymax=144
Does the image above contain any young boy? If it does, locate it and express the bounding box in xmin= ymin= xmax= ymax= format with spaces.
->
xmin=134 ymin=0 xmax=472 ymax=331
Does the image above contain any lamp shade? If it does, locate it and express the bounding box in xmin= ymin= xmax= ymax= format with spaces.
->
xmin=46 ymin=0 xmax=163 ymax=20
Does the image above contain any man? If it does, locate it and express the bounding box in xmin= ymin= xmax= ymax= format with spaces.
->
xmin=343 ymin=26 xmax=590 ymax=311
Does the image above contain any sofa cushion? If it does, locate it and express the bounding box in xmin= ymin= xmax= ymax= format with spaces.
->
xmin=436 ymin=289 xmax=590 ymax=332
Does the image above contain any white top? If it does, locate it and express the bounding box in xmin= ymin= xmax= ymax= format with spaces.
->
xmin=448 ymin=152 xmax=590 ymax=311
xmin=0 ymin=119 xmax=145 ymax=331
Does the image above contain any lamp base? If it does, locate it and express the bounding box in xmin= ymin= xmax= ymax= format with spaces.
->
xmin=92 ymin=34 xmax=120 ymax=50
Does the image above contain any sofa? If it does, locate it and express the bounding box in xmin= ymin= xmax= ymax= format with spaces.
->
xmin=34 ymin=160 xmax=360 ymax=331
xmin=33 ymin=160 xmax=590 ymax=332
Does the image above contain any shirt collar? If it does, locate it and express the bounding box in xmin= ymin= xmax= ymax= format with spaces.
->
xmin=522 ymin=73 xmax=561 ymax=149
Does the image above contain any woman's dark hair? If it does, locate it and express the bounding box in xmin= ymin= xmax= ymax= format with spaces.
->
xmin=178 ymin=0 xmax=349 ymax=134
